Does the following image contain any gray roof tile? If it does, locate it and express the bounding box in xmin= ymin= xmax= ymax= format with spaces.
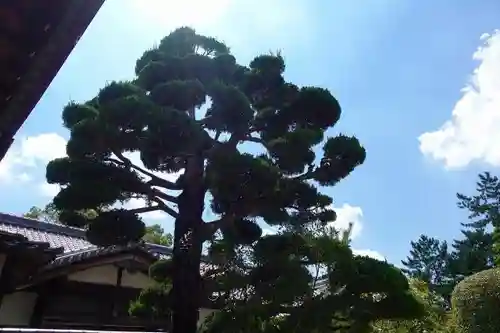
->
xmin=0 ymin=213 xmax=92 ymax=253
xmin=0 ymin=213 xmax=174 ymax=257
xmin=0 ymin=213 xmax=218 ymax=273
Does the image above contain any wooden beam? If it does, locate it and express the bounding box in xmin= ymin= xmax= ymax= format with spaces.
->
xmin=0 ymin=0 xmax=104 ymax=162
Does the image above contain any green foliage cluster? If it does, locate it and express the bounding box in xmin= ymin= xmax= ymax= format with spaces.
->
xmin=23 ymin=204 xmax=172 ymax=246
xmin=451 ymin=268 xmax=500 ymax=333
xmin=142 ymin=224 xmax=173 ymax=246
xmin=401 ymin=172 xmax=498 ymax=304
xmin=374 ymin=279 xmax=450 ymax=333
xmin=400 ymin=172 xmax=500 ymax=333
xmin=200 ymin=233 xmax=424 ymax=333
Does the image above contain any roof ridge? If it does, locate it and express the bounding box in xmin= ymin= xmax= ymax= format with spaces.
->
xmin=0 ymin=212 xmax=85 ymax=239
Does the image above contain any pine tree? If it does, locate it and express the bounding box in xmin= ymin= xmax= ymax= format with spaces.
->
xmin=456 ymin=171 xmax=500 ymax=266
xmin=200 ymin=220 xmax=424 ymax=332
xmin=447 ymin=227 xmax=493 ymax=281
xmin=23 ymin=203 xmax=61 ymax=222
xmin=401 ymin=235 xmax=449 ymax=292
xmin=46 ymin=27 xmax=373 ymax=333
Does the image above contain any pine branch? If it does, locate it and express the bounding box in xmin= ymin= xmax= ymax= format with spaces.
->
xmin=111 ymin=151 xmax=181 ymax=190
xmin=148 ymin=195 xmax=179 ymax=219
xmin=152 ymin=188 xmax=179 ymax=204
xmin=128 ymin=205 xmax=165 ymax=214
xmin=292 ymin=164 xmax=316 ymax=180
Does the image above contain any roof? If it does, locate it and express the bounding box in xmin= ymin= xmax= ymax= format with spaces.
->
xmin=0 ymin=213 xmax=219 ymax=291
xmin=0 ymin=0 xmax=104 ymax=162
xmin=0 ymin=213 xmax=93 ymax=253
xmin=43 ymin=243 xmax=157 ymax=271
xmin=0 ymin=212 xmax=174 ymax=266
xmin=0 ymin=229 xmax=62 ymax=257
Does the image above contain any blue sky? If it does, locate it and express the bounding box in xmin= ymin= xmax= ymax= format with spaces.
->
xmin=1 ymin=0 xmax=500 ymax=264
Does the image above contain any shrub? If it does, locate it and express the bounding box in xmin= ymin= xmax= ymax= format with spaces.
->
xmin=451 ymin=268 xmax=500 ymax=333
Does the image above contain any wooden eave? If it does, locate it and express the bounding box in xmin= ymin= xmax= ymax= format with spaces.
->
xmin=0 ymin=0 xmax=104 ymax=161
xmin=17 ymin=246 xmax=157 ymax=290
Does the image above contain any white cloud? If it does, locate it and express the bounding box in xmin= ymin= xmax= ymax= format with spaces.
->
xmin=17 ymin=173 xmax=32 ymax=183
xmin=418 ymin=30 xmax=500 ymax=168
xmin=330 ymin=204 xmax=385 ymax=261
xmin=0 ymin=133 xmax=67 ymax=183
xmin=328 ymin=203 xmax=363 ymax=240
xmin=18 ymin=133 xmax=67 ymax=166
xmin=259 ymin=203 xmax=384 ymax=261
xmin=121 ymin=197 xmax=168 ymax=220
xmin=39 ymin=183 xmax=60 ymax=197
xmin=260 ymin=203 xmax=364 ymax=241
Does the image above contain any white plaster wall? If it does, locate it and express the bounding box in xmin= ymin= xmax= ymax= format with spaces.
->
xmin=68 ymin=265 xmax=117 ymax=285
xmin=68 ymin=264 xmax=155 ymax=289
xmin=0 ymin=292 xmax=37 ymax=326
xmin=121 ymin=269 xmax=153 ymax=289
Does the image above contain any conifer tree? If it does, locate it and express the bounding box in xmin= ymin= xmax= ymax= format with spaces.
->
xmin=198 ymin=217 xmax=424 ymax=332
xmin=401 ymin=235 xmax=449 ymax=295
xmin=47 ymin=27 xmax=377 ymax=333
xmin=456 ymin=171 xmax=500 ymax=266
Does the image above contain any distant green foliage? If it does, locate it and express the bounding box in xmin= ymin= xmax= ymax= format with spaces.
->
xmin=456 ymin=172 xmax=500 ymax=266
xmin=199 ymin=222 xmax=424 ymax=333
xmin=401 ymin=236 xmax=449 ymax=293
xmin=143 ymin=224 xmax=173 ymax=246
xmin=23 ymin=203 xmax=60 ymax=222
xmin=23 ymin=203 xmax=97 ymax=224
xmin=452 ymin=268 xmax=500 ymax=333
xmin=401 ymin=172 xmax=499 ymax=306
xmin=373 ymin=279 xmax=449 ymax=333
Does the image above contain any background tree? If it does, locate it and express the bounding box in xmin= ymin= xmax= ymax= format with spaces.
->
xmin=401 ymin=235 xmax=449 ymax=292
xmin=24 ymin=203 xmax=98 ymax=223
xmin=447 ymin=227 xmax=493 ymax=284
xmin=23 ymin=204 xmax=171 ymax=246
xmin=455 ymin=171 xmax=499 ymax=266
xmin=373 ymin=279 xmax=449 ymax=333
xmin=23 ymin=203 xmax=61 ymax=222
xmin=195 ymin=220 xmax=424 ymax=332
xmin=400 ymin=172 xmax=499 ymax=305
xmin=46 ymin=27 xmax=368 ymax=333
xmin=143 ymin=224 xmax=173 ymax=246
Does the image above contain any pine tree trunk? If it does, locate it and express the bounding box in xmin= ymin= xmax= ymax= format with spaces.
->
xmin=171 ymin=155 xmax=205 ymax=333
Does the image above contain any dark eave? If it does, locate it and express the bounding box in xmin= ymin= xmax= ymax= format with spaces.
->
xmin=42 ymin=243 xmax=157 ymax=271
xmin=0 ymin=230 xmax=63 ymax=257
xmin=0 ymin=230 xmax=63 ymax=292
xmin=0 ymin=0 xmax=105 ymax=161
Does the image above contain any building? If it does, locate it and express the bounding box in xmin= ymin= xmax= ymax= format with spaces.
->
xmin=0 ymin=213 xmax=215 ymax=331
xmin=0 ymin=0 xmax=104 ymax=162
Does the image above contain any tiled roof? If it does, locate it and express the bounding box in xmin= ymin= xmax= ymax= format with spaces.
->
xmin=0 ymin=213 xmax=217 ymax=277
xmin=43 ymin=244 xmax=157 ymax=271
xmin=0 ymin=213 xmax=93 ymax=253
xmin=0 ymin=212 xmax=174 ymax=259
